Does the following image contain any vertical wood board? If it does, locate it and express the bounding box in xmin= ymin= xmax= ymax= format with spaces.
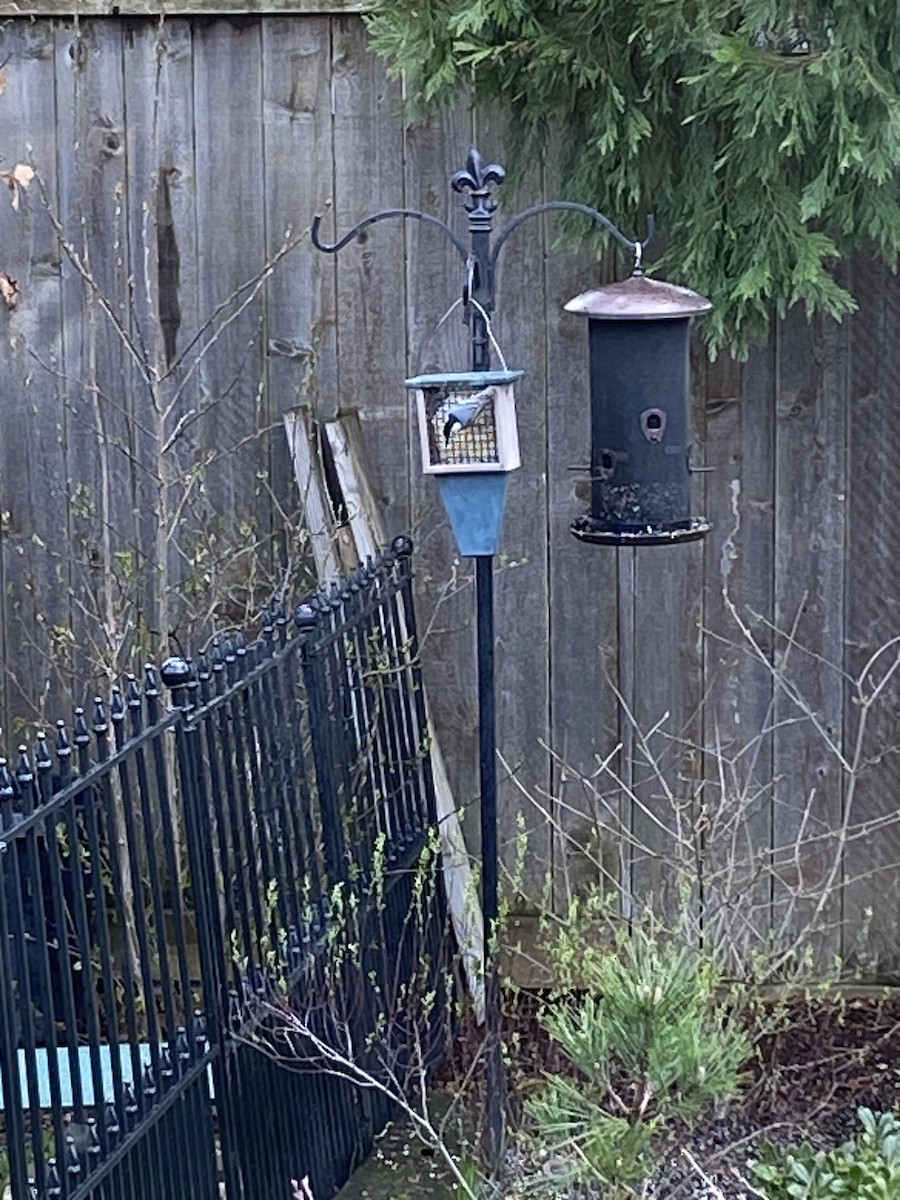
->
xmin=0 ymin=21 xmax=68 ymax=728
xmin=545 ymin=228 xmax=621 ymax=915
xmin=701 ymin=346 xmax=777 ymax=968
xmin=331 ymin=17 xmax=408 ymax=539
xmin=193 ymin=18 xmax=271 ymax=625
xmin=123 ymin=19 xmax=201 ymax=659
xmin=56 ymin=19 xmax=135 ymax=700
xmin=772 ymin=310 xmax=848 ymax=964
xmin=843 ymin=256 xmax=900 ymax=973
xmin=262 ymin=15 xmax=337 ymax=582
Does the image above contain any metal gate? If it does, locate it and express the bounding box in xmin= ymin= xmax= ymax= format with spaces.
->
xmin=0 ymin=540 xmax=448 ymax=1200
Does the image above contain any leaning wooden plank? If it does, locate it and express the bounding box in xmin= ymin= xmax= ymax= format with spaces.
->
xmin=426 ymin=697 xmax=486 ymax=1024
xmin=284 ymin=409 xmax=342 ymax=585
xmin=325 ymin=416 xmax=381 ymax=562
xmin=325 ymin=414 xmax=486 ymax=1022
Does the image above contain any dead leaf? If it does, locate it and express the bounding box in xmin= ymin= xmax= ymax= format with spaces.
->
xmin=0 ymin=164 xmax=34 ymax=211
xmin=0 ymin=73 xmax=7 ymax=97
xmin=0 ymin=271 xmax=20 ymax=311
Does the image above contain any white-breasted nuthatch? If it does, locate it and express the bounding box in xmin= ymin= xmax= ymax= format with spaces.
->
xmin=442 ymin=386 xmax=496 ymax=444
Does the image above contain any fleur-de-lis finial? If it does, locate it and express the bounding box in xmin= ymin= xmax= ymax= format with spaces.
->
xmin=451 ymin=147 xmax=506 ymax=222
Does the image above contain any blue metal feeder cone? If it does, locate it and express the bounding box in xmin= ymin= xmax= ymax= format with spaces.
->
xmin=434 ymin=473 xmax=511 ymax=557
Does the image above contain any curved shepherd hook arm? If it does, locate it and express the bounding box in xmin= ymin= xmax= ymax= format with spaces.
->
xmin=490 ymin=201 xmax=656 ymax=269
xmin=311 ymin=209 xmax=470 ymax=262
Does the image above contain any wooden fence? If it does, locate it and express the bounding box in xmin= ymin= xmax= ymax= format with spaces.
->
xmin=0 ymin=10 xmax=897 ymax=972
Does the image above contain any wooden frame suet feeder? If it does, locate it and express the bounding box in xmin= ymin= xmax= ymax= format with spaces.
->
xmin=406 ymin=369 xmax=522 ymax=475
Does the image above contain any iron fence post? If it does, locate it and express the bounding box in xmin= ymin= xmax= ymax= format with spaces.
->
xmin=0 ymin=839 xmax=31 ymax=1197
xmin=297 ymin=604 xmax=349 ymax=890
xmin=160 ymin=657 xmax=242 ymax=1200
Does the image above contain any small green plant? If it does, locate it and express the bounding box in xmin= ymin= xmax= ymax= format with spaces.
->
xmin=524 ymin=920 xmax=751 ymax=1196
xmin=752 ymin=1107 xmax=900 ymax=1199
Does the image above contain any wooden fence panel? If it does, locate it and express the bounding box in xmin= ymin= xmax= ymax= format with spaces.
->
xmin=123 ymin=18 xmax=200 ymax=658
xmin=0 ymin=12 xmax=895 ymax=964
xmin=262 ymin=14 xmax=337 ymax=581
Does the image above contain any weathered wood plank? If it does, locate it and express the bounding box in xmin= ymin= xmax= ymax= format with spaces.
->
xmin=546 ymin=231 xmax=621 ymax=916
xmin=331 ymin=16 xmax=408 ymax=540
xmin=283 ymin=409 xmax=341 ymax=583
xmin=772 ymin=309 xmax=848 ymax=967
xmin=628 ymin=353 xmax=706 ymax=927
xmin=629 ymin=541 xmax=706 ymax=925
xmin=0 ymin=21 xmax=68 ymax=730
xmin=193 ymin=17 xmax=272 ymax=629
xmin=842 ymin=255 xmax=900 ymax=974
xmin=701 ymin=345 xmax=776 ymax=970
xmin=55 ymin=19 xmax=135 ymax=700
xmin=123 ymin=18 xmax=200 ymax=661
xmin=325 ymin=415 xmax=380 ymax=562
xmin=262 ymin=13 xmax=337 ymax=585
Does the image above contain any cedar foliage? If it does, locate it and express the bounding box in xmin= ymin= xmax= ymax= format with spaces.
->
xmin=366 ymin=1 xmax=900 ymax=357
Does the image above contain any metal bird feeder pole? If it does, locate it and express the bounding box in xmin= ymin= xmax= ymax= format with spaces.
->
xmin=311 ymin=148 xmax=685 ymax=1172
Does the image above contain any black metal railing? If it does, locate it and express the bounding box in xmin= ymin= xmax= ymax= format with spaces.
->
xmin=0 ymin=538 xmax=448 ymax=1200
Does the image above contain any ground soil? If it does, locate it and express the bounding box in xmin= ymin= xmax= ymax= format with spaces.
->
xmin=432 ymin=988 xmax=900 ymax=1197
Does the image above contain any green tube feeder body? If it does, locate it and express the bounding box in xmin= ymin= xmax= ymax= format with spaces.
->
xmin=565 ymin=275 xmax=713 ymax=547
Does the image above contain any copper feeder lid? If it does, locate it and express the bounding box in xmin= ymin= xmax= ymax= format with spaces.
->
xmin=564 ymin=273 xmax=712 ymax=321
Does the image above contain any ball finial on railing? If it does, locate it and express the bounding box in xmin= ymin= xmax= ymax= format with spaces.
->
xmin=160 ymin=656 xmax=191 ymax=689
xmin=391 ymin=535 xmax=414 ymax=558
xmin=294 ymin=603 xmax=318 ymax=631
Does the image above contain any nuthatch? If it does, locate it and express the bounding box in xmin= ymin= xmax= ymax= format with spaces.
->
xmin=442 ymin=386 xmax=496 ymax=444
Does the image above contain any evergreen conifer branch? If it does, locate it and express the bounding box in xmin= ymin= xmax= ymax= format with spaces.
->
xmin=367 ymin=0 xmax=900 ymax=357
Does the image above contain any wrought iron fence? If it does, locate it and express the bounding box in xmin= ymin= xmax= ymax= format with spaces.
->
xmin=0 ymin=538 xmax=448 ymax=1200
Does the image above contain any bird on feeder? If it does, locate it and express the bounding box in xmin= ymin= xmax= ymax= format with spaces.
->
xmin=443 ymin=386 xmax=496 ymax=444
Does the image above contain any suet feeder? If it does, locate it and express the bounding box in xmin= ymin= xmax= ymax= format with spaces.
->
xmin=565 ymin=274 xmax=712 ymax=546
xmin=405 ymin=369 xmax=523 ymax=557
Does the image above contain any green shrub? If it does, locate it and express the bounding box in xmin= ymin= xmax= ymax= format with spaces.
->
xmin=752 ymin=1108 xmax=900 ymax=1199
xmin=523 ymin=923 xmax=751 ymax=1196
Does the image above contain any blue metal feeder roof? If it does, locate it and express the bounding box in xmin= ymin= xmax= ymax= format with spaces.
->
xmin=404 ymin=369 xmax=523 ymax=389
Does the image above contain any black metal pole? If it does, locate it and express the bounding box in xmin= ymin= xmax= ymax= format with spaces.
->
xmin=475 ymin=553 xmax=505 ymax=1167
xmin=452 ymin=147 xmax=508 ymax=1169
